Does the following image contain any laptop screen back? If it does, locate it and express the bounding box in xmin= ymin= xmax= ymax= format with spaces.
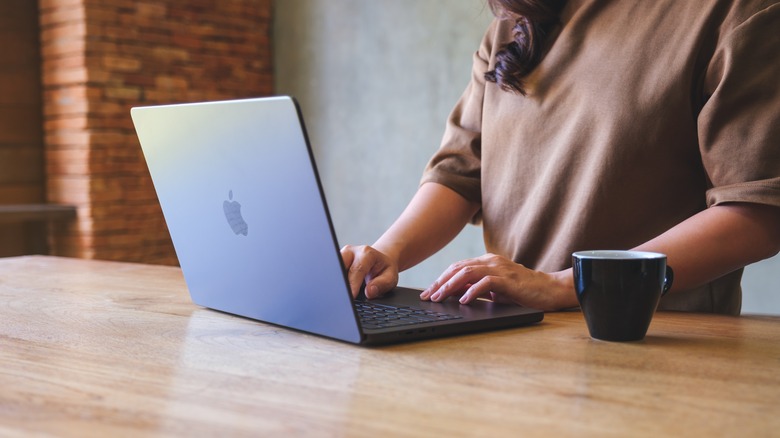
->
xmin=132 ymin=97 xmax=362 ymax=343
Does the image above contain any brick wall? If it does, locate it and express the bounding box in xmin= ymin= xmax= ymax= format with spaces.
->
xmin=0 ymin=1 xmax=46 ymax=256
xmin=39 ymin=0 xmax=274 ymax=264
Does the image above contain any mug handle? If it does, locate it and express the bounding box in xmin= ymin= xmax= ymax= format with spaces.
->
xmin=662 ymin=266 xmax=674 ymax=296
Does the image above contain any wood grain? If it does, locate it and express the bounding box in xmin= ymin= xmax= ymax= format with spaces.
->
xmin=1 ymin=256 xmax=778 ymax=437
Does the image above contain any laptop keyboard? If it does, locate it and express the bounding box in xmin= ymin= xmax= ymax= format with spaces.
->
xmin=355 ymin=301 xmax=462 ymax=330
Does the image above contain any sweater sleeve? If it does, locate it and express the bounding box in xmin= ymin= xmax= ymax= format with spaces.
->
xmin=699 ymin=3 xmax=780 ymax=208
xmin=419 ymin=20 xmax=500 ymax=206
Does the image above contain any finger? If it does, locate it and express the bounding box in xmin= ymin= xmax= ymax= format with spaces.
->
xmin=489 ymin=291 xmax=514 ymax=304
xmin=459 ymin=276 xmax=501 ymax=304
xmin=421 ymin=258 xmax=479 ymax=300
xmin=423 ymin=260 xmax=472 ymax=300
xmin=364 ymin=269 xmax=397 ymax=299
xmin=367 ymin=252 xmax=402 ymax=299
xmin=348 ymin=271 xmax=366 ymax=298
xmin=340 ymin=247 xmax=361 ymax=298
xmin=429 ymin=264 xmax=488 ymax=302
xmin=347 ymin=251 xmax=375 ymax=299
xmin=340 ymin=246 xmax=355 ymax=269
xmin=421 ymin=268 xmax=457 ymax=300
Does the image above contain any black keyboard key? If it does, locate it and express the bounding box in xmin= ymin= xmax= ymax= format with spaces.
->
xmin=355 ymin=301 xmax=461 ymax=329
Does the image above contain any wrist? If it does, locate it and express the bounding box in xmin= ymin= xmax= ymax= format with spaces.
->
xmin=371 ymin=240 xmax=403 ymax=271
xmin=548 ymin=268 xmax=578 ymax=310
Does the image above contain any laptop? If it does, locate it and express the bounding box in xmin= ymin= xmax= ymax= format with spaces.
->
xmin=130 ymin=96 xmax=543 ymax=345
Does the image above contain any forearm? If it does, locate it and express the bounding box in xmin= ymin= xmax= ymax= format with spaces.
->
xmin=373 ymin=182 xmax=480 ymax=272
xmin=633 ymin=203 xmax=780 ymax=292
xmin=542 ymin=203 xmax=780 ymax=310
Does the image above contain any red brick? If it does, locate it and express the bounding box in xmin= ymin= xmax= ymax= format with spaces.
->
xmin=45 ymin=130 xmax=90 ymax=147
xmin=40 ymin=0 xmax=84 ymax=12
xmin=102 ymin=56 xmax=141 ymax=72
xmin=41 ymin=37 xmax=86 ymax=58
xmin=39 ymin=5 xmax=86 ymax=27
xmin=135 ymin=2 xmax=167 ymax=18
xmin=42 ymin=66 xmax=88 ymax=86
xmin=42 ymin=0 xmax=273 ymax=263
xmin=40 ymin=21 xmax=87 ymax=43
xmin=45 ymin=146 xmax=90 ymax=176
xmin=46 ymin=175 xmax=91 ymax=204
xmin=44 ymin=114 xmax=88 ymax=131
xmin=104 ymin=85 xmax=141 ymax=100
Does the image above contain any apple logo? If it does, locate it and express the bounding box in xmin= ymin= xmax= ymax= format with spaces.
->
xmin=223 ymin=190 xmax=248 ymax=236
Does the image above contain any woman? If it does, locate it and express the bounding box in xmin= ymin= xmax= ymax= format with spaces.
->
xmin=341 ymin=0 xmax=780 ymax=313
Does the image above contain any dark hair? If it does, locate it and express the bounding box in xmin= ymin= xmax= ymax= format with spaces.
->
xmin=484 ymin=0 xmax=566 ymax=95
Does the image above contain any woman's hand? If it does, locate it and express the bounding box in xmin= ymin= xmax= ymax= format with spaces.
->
xmin=340 ymin=245 xmax=399 ymax=299
xmin=339 ymin=184 xmax=478 ymax=301
xmin=419 ymin=253 xmax=577 ymax=311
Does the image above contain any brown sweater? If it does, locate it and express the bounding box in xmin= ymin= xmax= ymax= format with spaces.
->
xmin=421 ymin=0 xmax=780 ymax=314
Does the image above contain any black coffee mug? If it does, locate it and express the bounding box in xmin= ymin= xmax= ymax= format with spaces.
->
xmin=572 ymin=250 xmax=674 ymax=342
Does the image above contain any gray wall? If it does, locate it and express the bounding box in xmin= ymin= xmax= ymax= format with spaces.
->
xmin=743 ymin=258 xmax=780 ymax=315
xmin=274 ymin=0 xmax=491 ymax=289
xmin=273 ymin=0 xmax=778 ymax=314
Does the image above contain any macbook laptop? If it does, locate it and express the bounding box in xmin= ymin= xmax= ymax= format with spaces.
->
xmin=131 ymin=96 xmax=543 ymax=345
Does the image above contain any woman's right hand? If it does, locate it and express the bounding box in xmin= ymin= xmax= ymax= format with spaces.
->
xmin=339 ymin=183 xmax=479 ymax=300
xmin=340 ymin=245 xmax=399 ymax=299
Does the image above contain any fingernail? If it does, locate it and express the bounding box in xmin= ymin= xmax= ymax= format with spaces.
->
xmin=430 ymin=292 xmax=441 ymax=302
xmin=368 ymin=285 xmax=378 ymax=297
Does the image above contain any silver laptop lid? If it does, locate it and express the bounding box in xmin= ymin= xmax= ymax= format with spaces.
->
xmin=131 ymin=96 xmax=362 ymax=343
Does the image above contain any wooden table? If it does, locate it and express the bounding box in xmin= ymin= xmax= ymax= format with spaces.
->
xmin=1 ymin=256 xmax=778 ymax=437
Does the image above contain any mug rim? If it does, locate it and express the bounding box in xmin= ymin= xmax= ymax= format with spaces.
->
xmin=572 ymin=250 xmax=667 ymax=260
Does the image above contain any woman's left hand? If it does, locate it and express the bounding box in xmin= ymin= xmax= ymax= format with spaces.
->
xmin=419 ymin=253 xmax=577 ymax=311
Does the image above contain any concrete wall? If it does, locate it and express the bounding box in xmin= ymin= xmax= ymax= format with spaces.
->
xmin=273 ymin=0 xmax=778 ymax=314
xmin=743 ymin=258 xmax=780 ymax=315
xmin=274 ymin=0 xmax=491 ymax=289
